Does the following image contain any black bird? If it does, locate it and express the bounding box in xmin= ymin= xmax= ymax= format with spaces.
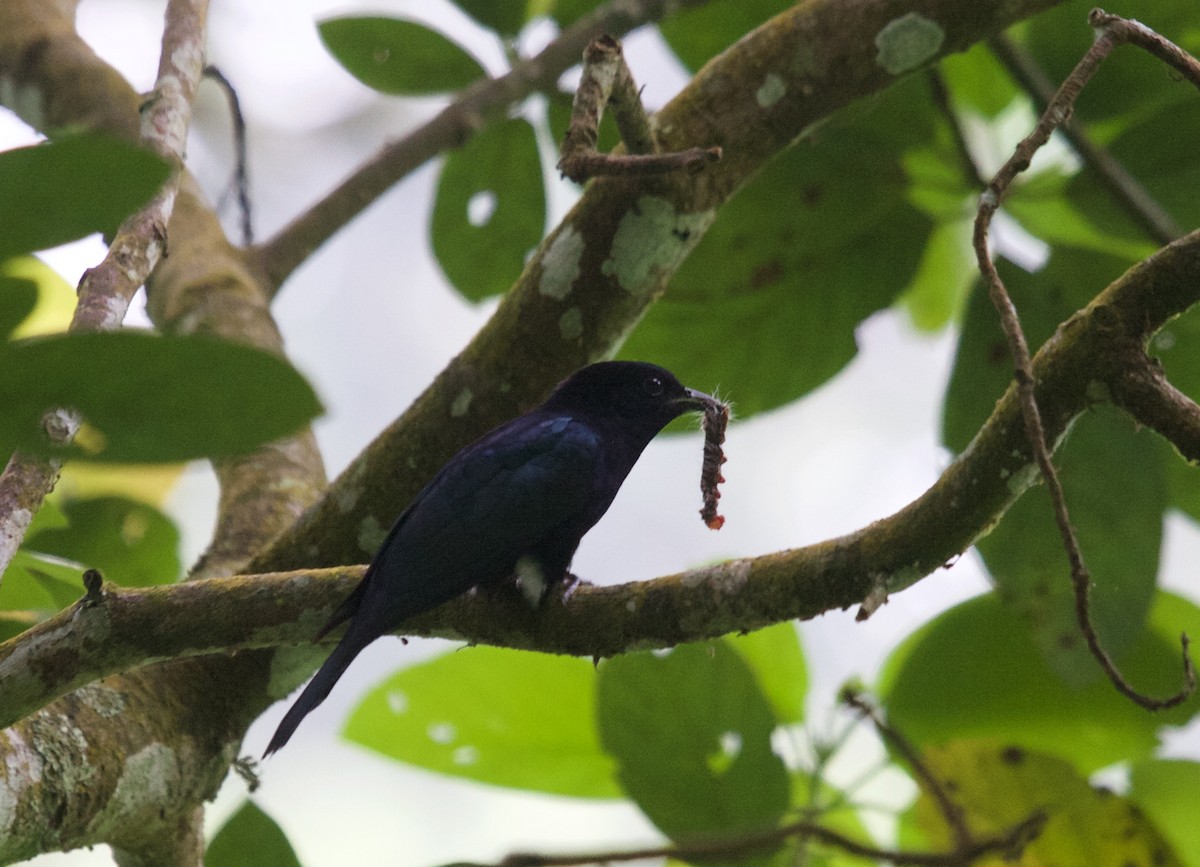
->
xmin=264 ymin=361 xmax=715 ymax=756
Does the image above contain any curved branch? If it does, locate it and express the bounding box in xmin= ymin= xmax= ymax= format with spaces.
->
xmin=250 ymin=0 xmax=714 ymax=292
xmin=253 ymin=0 xmax=1069 ymax=577
xmin=8 ymin=227 xmax=1200 ymax=730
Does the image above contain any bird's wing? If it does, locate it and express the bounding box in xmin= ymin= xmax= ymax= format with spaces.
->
xmin=354 ymin=412 xmax=607 ymax=624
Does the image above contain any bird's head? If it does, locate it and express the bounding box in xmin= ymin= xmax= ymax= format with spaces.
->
xmin=543 ymin=361 xmax=715 ymax=434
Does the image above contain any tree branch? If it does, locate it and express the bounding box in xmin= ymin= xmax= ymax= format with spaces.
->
xmin=252 ymin=0 xmax=1069 ymax=579
xmin=0 ymin=0 xmax=208 ymax=587
xmin=250 ymin=0 xmax=715 ymax=293
xmin=975 ymin=9 xmax=1200 ymax=711
xmin=8 ymin=225 xmax=1200 ymax=729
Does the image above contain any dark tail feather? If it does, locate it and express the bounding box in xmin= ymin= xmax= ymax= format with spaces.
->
xmin=263 ymin=629 xmax=370 ymax=757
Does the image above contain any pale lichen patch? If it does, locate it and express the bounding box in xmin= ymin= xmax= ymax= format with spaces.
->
xmin=559 ymin=307 xmax=584 ymax=341
xmin=539 ymin=227 xmax=585 ymax=300
xmin=451 ymin=388 xmax=474 ymax=418
xmin=756 ymin=74 xmax=786 ymax=108
xmin=358 ymin=514 xmax=388 ymax=556
xmin=77 ymin=683 xmax=125 ymax=718
xmin=600 ymin=197 xmax=715 ymax=295
xmin=875 ymin=13 xmax=944 ymax=75
xmin=92 ymin=743 xmax=179 ymax=836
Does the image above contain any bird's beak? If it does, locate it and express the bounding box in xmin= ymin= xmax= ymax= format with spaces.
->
xmin=678 ymin=387 xmax=718 ymax=411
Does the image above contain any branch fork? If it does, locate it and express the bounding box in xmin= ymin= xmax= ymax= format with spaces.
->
xmin=556 ymin=35 xmax=721 ymax=183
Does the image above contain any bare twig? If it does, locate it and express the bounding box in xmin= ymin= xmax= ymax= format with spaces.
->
xmin=1108 ymin=347 xmax=1200 ymax=463
xmin=987 ymin=32 xmax=1181 ymax=245
xmin=557 ymin=35 xmax=721 ymax=182
xmin=492 ymin=810 xmax=1043 ymax=867
xmin=841 ymin=687 xmax=971 ymax=851
xmin=926 ymin=68 xmax=987 ymax=190
xmin=0 ymin=0 xmax=209 ymax=586
xmin=251 ymin=0 xmax=714 ymax=293
xmin=203 ymin=65 xmax=253 ymax=246
xmin=974 ymin=9 xmax=1200 ymax=710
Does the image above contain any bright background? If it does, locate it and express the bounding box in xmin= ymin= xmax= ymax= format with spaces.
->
xmin=4 ymin=0 xmax=1199 ymax=864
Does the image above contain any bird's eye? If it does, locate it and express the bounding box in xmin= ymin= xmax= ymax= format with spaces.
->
xmin=644 ymin=375 xmax=664 ymax=397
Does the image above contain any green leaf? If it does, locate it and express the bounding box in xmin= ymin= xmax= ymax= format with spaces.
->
xmin=597 ymin=642 xmax=790 ymax=852
xmin=943 ymin=250 xmax=1131 ymax=453
xmin=0 ymin=330 xmax=323 ymax=463
xmin=25 ymin=495 xmax=181 ymax=587
xmin=898 ymin=218 xmax=973 ymax=331
xmin=206 ymin=801 xmax=301 ymax=867
xmin=943 ymin=253 xmax=1167 ymax=681
xmin=726 ymin=623 xmax=807 ymax=724
xmin=979 ymin=406 xmax=1166 ymax=684
xmin=915 ymin=740 xmax=1185 ymax=867
xmin=938 ymin=42 xmax=1020 ymax=118
xmin=318 ymin=17 xmax=486 ymax=96
xmin=452 ymin=0 xmax=527 ymax=36
xmin=5 ymin=550 xmax=85 ymax=611
xmin=549 ymin=0 xmax=603 ymax=28
xmin=431 ymin=117 xmax=545 ymax=301
xmin=623 ymin=129 xmax=932 ymax=417
xmin=0 ymin=134 xmax=170 ymax=259
xmin=658 ymin=0 xmax=794 ymax=72
xmin=0 ymin=269 xmax=38 ymax=339
xmin=878 ymin=591 xmax=1200 ymax=774
xmin=1019 ymin=0 xmax=1200 ymax=127
xmin=345 ymin=646 xmax=619 ymax=798
xmin=1129 ymin=760 xmax=1200 ymax=867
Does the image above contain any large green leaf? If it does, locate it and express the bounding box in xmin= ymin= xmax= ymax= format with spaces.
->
xmin=943 ymin=253 xmax=1167 ymax=681
xmin=24 ymin=495 xmax=181 ymax=587
xmin=431 ymin=117 xmax=545 ymax=301
xmin=915 ymin=740 xmax=1185 ymax=867
xmin=1129 ymin=760 xmax=1200 ymax=867
xmin=597 ymin=642 xmax=790 ymax=853
xmin=0 ymin=134 xmax=170 ymax=259
xmin=878 ymin=591 xmax=1200 ymax=774
xmin=658 ymin=0 xmax=794 ymax=72
xmin=726 ymin=623 xmax=807 ymax=724
xmin=621 ymin=127 xmax=932 ymax=418
xmin=0 ymin=330 xmax=322 ymax=462
xmin=345 ymin=646 xmax=620 ymax=798
xmin=1019 ymin=0 xmax=1200 ymax=127
xmin=975 ymin=406 xmax=1166 ymax=685
xmin=319 ymin=16 xmax=486 ymax=95
xmin=206 ymin=801 xmax=301 ymax=867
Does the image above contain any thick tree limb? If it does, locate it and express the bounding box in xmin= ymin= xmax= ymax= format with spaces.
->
xmin=8 ymin=226 xmax=1200 ymax=730
xmin=0 ymin=0 xmax=208 ymax=586
xmin=254 ymin=0 xmax=1069 ymax=578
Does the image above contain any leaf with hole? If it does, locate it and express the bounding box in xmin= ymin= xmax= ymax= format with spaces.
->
xmin=597 ymin=642 xmax=790 ymax=855
xmin=0 ymin=134 xmax=170 ymax=259
xmin=319 ymin=16 xmax=486 ymax=95
xmin=431 ymin=117 xmax=544 ymax=301
xmin=0 ymin=330 xmax=322 ymax=462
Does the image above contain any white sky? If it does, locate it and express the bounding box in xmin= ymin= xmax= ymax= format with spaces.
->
xmin=7 ymin=1 xmax=1200 ymax=864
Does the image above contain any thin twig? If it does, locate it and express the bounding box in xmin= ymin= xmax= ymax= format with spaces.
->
xmin=987 ymin=32 xmax=1181 ymax=245
xmin=556 ymin=34 xmax=715 ymax=181
xmin=926 ymin=68 xmax=987 ymax=190
xmin=0 ymin=0 xmax=209 ymax=586
xmin=492 ymin=811 xmax=1043 ymax=867
xmin=203 ymin=65 xmax=253 ymax=246
xmin=841 ymin=686 xmax=971 ymax=851
xmin=252 ymin=0 xmax=714 ymax=293
xmin=557 ymin=35 xmax=721 ymax=183
xmin=974 ymin=10 xmax=1200 ymax=710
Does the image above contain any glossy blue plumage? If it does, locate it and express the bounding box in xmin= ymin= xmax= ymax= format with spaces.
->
xmin=264 ymin=361 xmax=710 ymax=755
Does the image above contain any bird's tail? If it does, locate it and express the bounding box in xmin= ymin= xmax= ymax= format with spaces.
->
xmin=263 ymin=628 xmax=370 ymax=757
